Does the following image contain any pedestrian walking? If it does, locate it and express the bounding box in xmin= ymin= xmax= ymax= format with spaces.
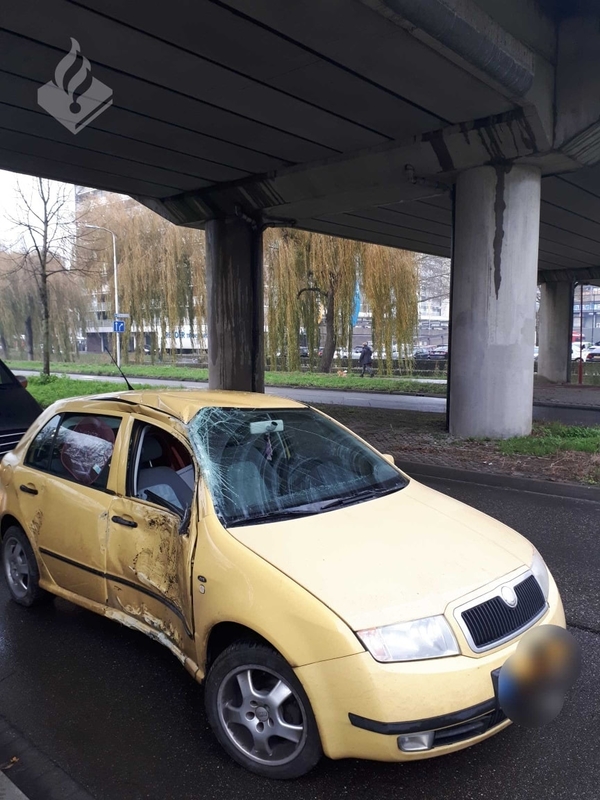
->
xmin=359 ymin=342 xmax=374 ymax=377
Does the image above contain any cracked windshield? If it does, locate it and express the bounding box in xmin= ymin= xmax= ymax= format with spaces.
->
xmin=188 ymin=407 xmax=407 ymax=527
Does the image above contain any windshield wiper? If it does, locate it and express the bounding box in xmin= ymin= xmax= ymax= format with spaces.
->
xmin=227 ymin=506 xmax=321 ymax=527
xmin=319 ymin=484 xmax=401 ymax=511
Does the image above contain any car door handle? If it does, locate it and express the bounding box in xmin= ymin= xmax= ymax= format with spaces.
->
xmin=111 ymin=515 xmax=137 ymax=528
xmin=19 ymin=484 xmax=38 ymax=495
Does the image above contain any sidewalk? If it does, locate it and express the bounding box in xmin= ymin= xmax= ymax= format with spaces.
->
xmin=533 ymin=379 xmax=600 ymax=409
xmin=0 ymin=714 xmax=95 ymax=800
xmin=0 ymin=773 xmax=29 ymax=800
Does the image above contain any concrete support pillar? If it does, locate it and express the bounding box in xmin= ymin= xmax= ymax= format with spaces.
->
xmin=449 ymin=165 xmax=542 ymax=438
xmin=206 ymin=217 xmax=264 ymax=392
xmin=538 ymin=282 xmax=573 ymax=383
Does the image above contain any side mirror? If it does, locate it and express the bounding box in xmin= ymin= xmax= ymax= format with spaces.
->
xmin=16 ymin=376 xmax=28 ymax=389
xmin=382 ymin=453 xmax=395 ymax=466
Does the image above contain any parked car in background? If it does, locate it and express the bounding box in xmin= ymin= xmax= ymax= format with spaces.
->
xmin=412 ymin=347 xmax=433 ymax=359
xmin=0 ymin=389 xmax=572 ymax=778
xmin=318 ymin=347 xmax=348 ymax=359
xmin=0 ymin=359 xmax=42 ymax=459
xmin=585 ymin=347 xmax=600 ymax=363
xmin=571 ymin=342 xmax=593 ymax=361
xmin=429 ymin=346 xmax=449 ymax=359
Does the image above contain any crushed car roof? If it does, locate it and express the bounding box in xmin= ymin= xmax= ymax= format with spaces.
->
xmin=54 ymin=389 xmax=305 ymax=423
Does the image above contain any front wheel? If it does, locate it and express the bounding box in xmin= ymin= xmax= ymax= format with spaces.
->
xmin=205 ymin=641 xmax=322 ymax=779
xmin=2 ymin=526 xmax=48 ymax=607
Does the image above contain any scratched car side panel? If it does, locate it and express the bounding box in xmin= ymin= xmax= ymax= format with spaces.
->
xmin=105 ymin=496 xmax=197 ymax=656
xmin=105 ymin=413 xmax=199 ymax=661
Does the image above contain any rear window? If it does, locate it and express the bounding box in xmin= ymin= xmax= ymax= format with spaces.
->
xmin=26 ymin=413 xmax=122 ymax=490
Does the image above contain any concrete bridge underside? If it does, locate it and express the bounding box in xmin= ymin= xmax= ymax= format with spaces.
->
xmin=1 ymin=0 xmax=600 ymax=436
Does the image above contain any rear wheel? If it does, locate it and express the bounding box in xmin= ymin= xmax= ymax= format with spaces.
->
xmin=205 ymin=641 xmax=322 ymax=779
xmin=2 ymin=526 xmax=47 ymax=607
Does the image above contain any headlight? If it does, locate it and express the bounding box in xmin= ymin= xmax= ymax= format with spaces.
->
xmin=531 ymin=548 xmax=550 ymax=599
xmin=357 ymin=616 xmax=460 ymax=662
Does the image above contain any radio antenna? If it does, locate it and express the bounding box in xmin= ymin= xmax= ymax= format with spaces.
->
xmin=103 ymin=343 xmax=134 ymax=391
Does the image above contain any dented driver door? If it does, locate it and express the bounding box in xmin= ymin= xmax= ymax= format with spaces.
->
xmin=104 ymin=415 xmax=198 ymax=659
xmin=105 ymin=494 xmax=197 ymax=658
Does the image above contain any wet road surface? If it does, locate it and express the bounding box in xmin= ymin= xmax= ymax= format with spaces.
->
xmin=0 ymin=478 xmax=598 ymax=800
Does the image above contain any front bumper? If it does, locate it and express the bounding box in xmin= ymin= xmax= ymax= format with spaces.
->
xmin=295 ymin=577 xmax=565 ymax=761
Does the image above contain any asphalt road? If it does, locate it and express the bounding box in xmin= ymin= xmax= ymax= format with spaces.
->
xmin=18 ymin=370 xmax=600 ymax=423
xmin=0 ymin=477 xmax=598 ymax=800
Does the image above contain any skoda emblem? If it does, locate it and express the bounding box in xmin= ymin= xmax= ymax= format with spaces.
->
xmin=501 ymin=585 xmax=518 ymax=608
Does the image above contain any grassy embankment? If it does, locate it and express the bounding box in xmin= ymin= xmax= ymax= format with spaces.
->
xmin=498 ymin=422 xmax=600 ymax=457
xmin=25 ymin=376 xmax=159 ymax=408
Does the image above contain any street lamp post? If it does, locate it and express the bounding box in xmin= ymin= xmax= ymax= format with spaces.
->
xmin=85 ymin=224 xmax=120 ymax=367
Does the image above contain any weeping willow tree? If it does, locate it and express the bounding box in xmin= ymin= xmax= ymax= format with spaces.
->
xmin=0 ymin=250 xmax=90 ymax=362
xmin=264 ymin=229 xmax=418 ymax=373
xmin=0 ymin=251 xmax=37 ymax=360
xmin=82 ymin=194 xmax=416 ymax=373
xmin=83 ymin=197 xmax=206 ymax=364
xmin=363 ymin=245 xmax=418 ymax=375
xmin=264 ymin=228 xmax=311 ymax=372
xmin=308 ymin=235 xmax=362 ymax=372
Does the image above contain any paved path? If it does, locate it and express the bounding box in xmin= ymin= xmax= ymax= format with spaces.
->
xmin=19 ymin=371 xmax=600 ymax=423
xmin=19 ymin=370 xmax=448 ymax=412
xmin=0 ymin=477 xmax=597 ymax=800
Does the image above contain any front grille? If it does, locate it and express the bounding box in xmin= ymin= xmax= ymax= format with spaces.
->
xmin=461 ymin=575 xmax=546 ymax=649
xmin=0 ymin=429 xmax=26 ymax=459
xmin=432 ymin=707 xmax=507 ymax=747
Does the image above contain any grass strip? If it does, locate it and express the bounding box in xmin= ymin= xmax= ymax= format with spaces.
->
xmin=499 ymin=422 xmax=600 ymax=457
xmin=26 ymin=376 xmax=163 ymax=408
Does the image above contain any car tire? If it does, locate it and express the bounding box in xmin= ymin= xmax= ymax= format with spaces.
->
xmin=1 ymin=526 xmax=48 ymax=607
xmin=204 ymin=640 xmax=322 ymax=779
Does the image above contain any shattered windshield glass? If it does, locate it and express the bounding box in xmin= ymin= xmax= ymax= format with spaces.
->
xmin=187 ymin=407 xmax=407 ymax=527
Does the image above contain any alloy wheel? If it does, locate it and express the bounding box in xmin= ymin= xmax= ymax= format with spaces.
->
xmin=216 ymin=664 xmax=307 ymax=766
xmin=3 ymin=536 xmax=30 ymax=600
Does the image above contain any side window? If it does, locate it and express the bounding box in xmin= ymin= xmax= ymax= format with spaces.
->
xmin=25 ymin=415 xmax=61 ymax=470
xmin=129 ymin=423 xmax=195 ymax=515
xmin=48 ymin=413 xmax=121 ymax=490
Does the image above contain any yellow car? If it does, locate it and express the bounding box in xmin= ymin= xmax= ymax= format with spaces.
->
xmin=0 ymin=390 xmax=565 ymax=779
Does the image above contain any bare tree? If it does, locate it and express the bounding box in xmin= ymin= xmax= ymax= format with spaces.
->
xmin=5 ymin=178 xmax=82 ymax=374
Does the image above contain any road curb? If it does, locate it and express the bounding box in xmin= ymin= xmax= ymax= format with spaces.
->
xmin=532 ymin=400 xmax=600 ymax=412
xmin=397 ymin=460 xmax=600 ymax=502
xmin=0 ymin=714 xmax=95 ymax=800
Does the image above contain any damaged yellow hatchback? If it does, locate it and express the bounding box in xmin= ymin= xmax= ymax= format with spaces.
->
xmin=0 ymin=390 xmax=566 ymax=778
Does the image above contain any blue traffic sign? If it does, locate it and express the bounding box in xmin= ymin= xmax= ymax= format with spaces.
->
xmin=113 ymin=320 xmax=125 ymax=333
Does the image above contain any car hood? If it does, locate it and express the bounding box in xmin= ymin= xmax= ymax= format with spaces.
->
xmin=228 ymin=478 xmax=534 ymax=631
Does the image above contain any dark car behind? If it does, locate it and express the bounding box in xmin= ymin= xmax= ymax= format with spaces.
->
xmin=0 ymin=360 xmax=42 ymax=458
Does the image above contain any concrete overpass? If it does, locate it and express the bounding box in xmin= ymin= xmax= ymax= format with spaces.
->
xmin=1 ymin=0 xmax=599 ymax=436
